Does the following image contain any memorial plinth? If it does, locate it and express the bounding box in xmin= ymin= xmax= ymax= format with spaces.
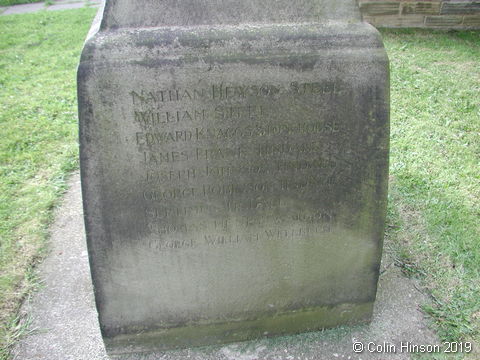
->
xmin=78 ymin=0 xmax=389 ymax=355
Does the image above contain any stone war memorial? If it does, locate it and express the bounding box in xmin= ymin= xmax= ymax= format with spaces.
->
xmin=78 ymin=0 xmax=389 ymax=356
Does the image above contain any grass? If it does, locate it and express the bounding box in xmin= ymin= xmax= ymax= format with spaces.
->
xmin=381 ymin=28 xmax=480 ymax=356
xmin=0 ymin=8 xmax=97 ymax=358
xmin=0 ymin=7 xmax=479 ymax=360
xmin=1 ymin=0 xmax=39 ymax=7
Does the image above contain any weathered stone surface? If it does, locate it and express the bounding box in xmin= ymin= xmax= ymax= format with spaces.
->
xmin=356 ymin=0 xmax=480 ymax=29
xmin=463 ymin=14 xmax=480 ymax=26
xmin=425 ymin=14 xmax=464 ymax=26
xmin=359 ymin=2 xmax=400 ymax=16
xmin=401 ymin=2 xmax=441 ymax=15
xmin=364 ymin=14 xmax=427 ymax=27
xmin=78 ymin=0 xmax=389 ymax=355
xmin=100 ymin=0 xmax=362 ymax=28
xmin=11 ymin=178 xmax=440 ymax=360
xmin=441 ymin=1 xmax=480 ymax=15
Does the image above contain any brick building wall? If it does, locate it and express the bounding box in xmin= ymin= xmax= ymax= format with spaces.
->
xmin=358 ymin=0 xmax=480 ymax=29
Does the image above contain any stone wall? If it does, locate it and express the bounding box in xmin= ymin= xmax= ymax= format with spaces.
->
xmin=358 ymin=0 xmax=480 ymax=29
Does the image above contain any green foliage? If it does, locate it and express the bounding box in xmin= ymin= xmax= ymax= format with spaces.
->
xmin=0 ymin=8 xmax=97 ymax=358
xmin=382 ymin=29 xmax=480 ymax=349
xmin=0 ymin=0 xmax=39 ymax=6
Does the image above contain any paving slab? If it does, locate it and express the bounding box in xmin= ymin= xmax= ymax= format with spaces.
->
xmin=2 ymin=2 xmax=45 ymax=15
xmin=47 ymin=2 xmax=89 ymax=11
xmin=52 ymin=0 xmax=98 ymax=4
xmin=48 ymin=0 xmax=101 ymax=11
xmin=12 ymin=173 xmax=439 ymax=360
xmin=1 ymin=0 xmax=101 ymax=16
